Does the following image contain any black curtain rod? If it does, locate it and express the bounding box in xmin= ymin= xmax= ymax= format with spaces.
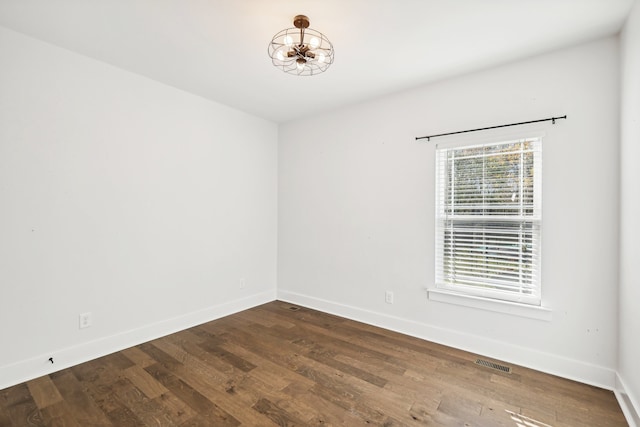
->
xmin=415 ymin=115 xmax=567 ymax=141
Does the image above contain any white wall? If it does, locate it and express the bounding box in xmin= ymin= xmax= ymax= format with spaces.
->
xmin=619 ymin=0 xmax=640 ymax=424
xmin=0 ymin=26 xmax=278 ymax=389
xmin=1 ymin=16 xmax=634 ymax=421
xmin=279 ymin=37 xmax=620 ymax=389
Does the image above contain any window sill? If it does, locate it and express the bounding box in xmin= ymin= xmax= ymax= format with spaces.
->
xmin=427 ymin=288 xmax=552 ymax=321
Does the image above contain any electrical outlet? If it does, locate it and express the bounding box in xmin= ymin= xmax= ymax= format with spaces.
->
xmin=385 ymin=291 xmax=394 ymax=304
xmin=79 ymin=312 xmax=92 ymax=329
xmin=240 ymin=278 xmax=246 ymax=289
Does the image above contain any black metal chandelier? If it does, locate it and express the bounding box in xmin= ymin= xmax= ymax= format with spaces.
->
xmin=268 ymin=15 xmax=334 ymax=76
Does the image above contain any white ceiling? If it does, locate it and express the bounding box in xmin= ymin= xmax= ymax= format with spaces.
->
xmin=0 ymin=0 xmax=634 ymax=123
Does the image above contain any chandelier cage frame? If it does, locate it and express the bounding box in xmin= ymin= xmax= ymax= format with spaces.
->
xmin=268 ymin=15 xmax=335 ymax=76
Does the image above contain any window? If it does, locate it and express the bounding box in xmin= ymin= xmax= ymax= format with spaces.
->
xmin=435 ymin=137 xmax=542 ymax=305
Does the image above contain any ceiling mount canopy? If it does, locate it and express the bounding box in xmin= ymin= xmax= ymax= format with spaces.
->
xmin=268 ymin=14 xmax=334 ymax=76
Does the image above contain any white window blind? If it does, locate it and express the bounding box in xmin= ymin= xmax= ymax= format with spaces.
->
xmin=435 ymin=137 xmax=542 ymax=305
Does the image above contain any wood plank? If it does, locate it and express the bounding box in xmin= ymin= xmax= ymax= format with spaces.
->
xmin=148 ymin=342 xmax=256 ymax=424
xmin=143 ymin=363 xmax=241 ymax=427
xmin=0 ymin=384 xmax=44 ymax=427
xmin=39 ymin=401 xmax=82 ymax=427
xmin=103 ymin=405 xmax=146 ymax=427
xmin=120 ymin=346 xmax=158 ymax=368
xmin=49 ymin=370 xmax=112 ymax=426
xmin=251 ymin=397 xmax=308 ymax=426
xmin=123 ymin=365 xmax=169 ymax=399
xmin=26 ymin=376 xmax=63 ymax=409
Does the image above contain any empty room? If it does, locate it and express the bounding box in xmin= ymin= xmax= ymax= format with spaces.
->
xmin=1 ymin=1 xmax=639 ymax=426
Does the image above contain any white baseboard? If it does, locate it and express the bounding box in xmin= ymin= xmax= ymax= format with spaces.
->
xmin=616 ymin=374 xmax=640 ymax=427
xmin=277 ymin=290 xmax=617 ymax=391
xmin=0 ymin=290 xmax=276 ymax=391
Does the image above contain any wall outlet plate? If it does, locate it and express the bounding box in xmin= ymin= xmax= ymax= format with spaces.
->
xmin=79 ymin=312 xmax=92 ymax=329
xmin=385 ymin=291 xmax=394 ymax=304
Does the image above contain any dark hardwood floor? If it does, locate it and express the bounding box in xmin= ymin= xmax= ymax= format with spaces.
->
xmin=0 ymin=301 xmax=627 ymax=426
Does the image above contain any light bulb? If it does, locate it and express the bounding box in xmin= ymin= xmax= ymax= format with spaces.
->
xmin=296 ymin=60 xmax=305 ymax=70
xmin=276 ymin=50 xmax=284 ymax=61
xmin=309 ymin=37 xmax=320 ymax=49
xmin=318 ymin=53 xmax=326 ymax=64
xmin=284 ymin=35 xmax=293 ymax=47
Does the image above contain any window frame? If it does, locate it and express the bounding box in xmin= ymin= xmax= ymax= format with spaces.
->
xmin=434 ymin=134 xmax=543 ymax=306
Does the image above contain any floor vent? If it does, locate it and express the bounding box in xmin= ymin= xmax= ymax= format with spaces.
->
xmin=475 ymin=359 xmax=512 ymax=373
xmin=287 ymin=306 xmax=300 ymax=311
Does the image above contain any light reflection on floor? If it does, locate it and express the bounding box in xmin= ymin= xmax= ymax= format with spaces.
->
xmin=505 ymin=409 xmax=553 ymax=427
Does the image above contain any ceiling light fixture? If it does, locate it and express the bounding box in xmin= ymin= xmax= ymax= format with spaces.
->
xmin=268 ymin=15 xmax=334 ymax=76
